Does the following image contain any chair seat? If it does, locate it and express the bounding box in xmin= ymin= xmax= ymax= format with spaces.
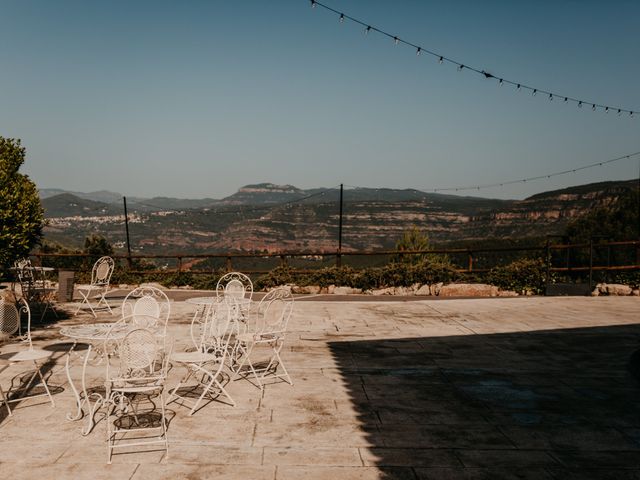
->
xmin=7 ymin=348 xmax=52 ymax=362
xmin=171 ymin=351 xmax=218 ymax=364
xmin=237 ymin=332 xmax=280 ymax=343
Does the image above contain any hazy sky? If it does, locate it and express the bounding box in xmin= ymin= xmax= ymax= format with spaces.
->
xmin=1 ymin=0 xmax=639 ymax=200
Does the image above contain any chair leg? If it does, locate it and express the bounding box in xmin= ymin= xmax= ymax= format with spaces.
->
xmin=0 ymin=383 xmax=12 ymax=416
xmin=74 ymin=289 xmax=94 ymax=317
xmin=96 ymin=293 xmax=113 ymax=315
xmin=233 ymin=343 xmax=263 ymax=389
xmin=35 ymin=362 xmax=56 ymax=407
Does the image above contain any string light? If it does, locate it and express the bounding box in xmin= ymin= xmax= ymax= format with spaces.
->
xmin=420 ymin=151 xmax=640 ymax=193
xmin=308 ymin=0 xmax=638 ymax=117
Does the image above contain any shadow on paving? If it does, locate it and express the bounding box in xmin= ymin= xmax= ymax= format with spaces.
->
xmin=329 ymin=324 xmax=640 ymax=480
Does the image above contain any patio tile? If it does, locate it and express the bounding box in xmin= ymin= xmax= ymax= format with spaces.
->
xmin=263 ymin=446 xmax=362 ymax=466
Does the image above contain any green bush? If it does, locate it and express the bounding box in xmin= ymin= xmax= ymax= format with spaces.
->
xmin=485 ymin=258 xmax=547 ymax=295
xmin=253 ymin=258 xmax=460 ymax=291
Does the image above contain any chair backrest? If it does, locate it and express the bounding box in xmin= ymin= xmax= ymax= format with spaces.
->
xmin=197 ymin=297 xmax=236 ymax=359
xmin=122 ymin=286 xmax=171 ymax=335
xmin=14 ymin=258 xmax=35 ymax=299
xmin=105 ymin=327 xmax=170 ymax=385
xmin=91 ymin=256 xmax=115 ymax=287
xmin=255 ymin=287 xmax=294 ymax=337
xmin=0 ymin=298 xmax=34 ymax=347
xmin=0 ymin=300 xmax=20 ymax=337
xmin=216 ymin=272 xmax=253 ymax=301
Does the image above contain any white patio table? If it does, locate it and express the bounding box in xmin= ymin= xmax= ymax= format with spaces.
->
xmin=60 ymin=323 xmax=129 ymax=435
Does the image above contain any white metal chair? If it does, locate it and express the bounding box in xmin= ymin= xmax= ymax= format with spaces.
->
xmin=122 ymin=286 xmax=171 ymax=337
xmin=75 ymin=256 xmax=115 ymax=317
xmin=233 ymin=287 xmax=294 ymax=389
xmin=0 ymin=298 xmax=56 ymax=416
xmin=216 ymin=272 xmax=253 ymax=339
xmin=166 ymin=298 xmax=236 ymax=415
xmin=216 ymin=272 xmax=253 ymax=302
xmin=104 ymin=326 xmax=171 ymax=464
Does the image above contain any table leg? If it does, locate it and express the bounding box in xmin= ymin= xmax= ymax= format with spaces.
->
xmin=65 ymin=342 xmax=84 ymax=421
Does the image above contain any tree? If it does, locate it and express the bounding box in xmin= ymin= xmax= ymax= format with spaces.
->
xmin=0 ymin=137 xmax=44 ymax=270
xmin=395 ymin=226 xmax=431 ymax=264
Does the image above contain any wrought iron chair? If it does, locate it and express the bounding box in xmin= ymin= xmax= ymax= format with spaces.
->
xmin=233 ymin=287 xmax=294 ymax=389
xmin=167 ymin=298 xmax=236 ymax=415
xmin=13 ymin=258 xmax=56 ymax=322
xmin=122 ymin=286 xmax=171 ymax=338
xmin=104 ymin=326 xmax=171 ymax=464
xmin=75 ymin=256 xmax=115 ymax=317
xmin=0 ymin=298 xmax=56 ymax=416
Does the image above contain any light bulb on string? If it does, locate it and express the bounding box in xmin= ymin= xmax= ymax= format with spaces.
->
xmin=578 ymin=101 xmax=582 ymax=108
xmin=592 ymin=104 xmax=596 ymax=111
xmin=310 ymin=0 xmax=316 ymax=8
xmin=458 ymin=64 xmax=464 ymax=71
xmin=532 ymin=89 xmax=537 ymax=96
xmin=618 ymin=109 xmax=622 ymax=115
xmin=516 ymin=84 xmax=521 ymax=91
xmin=564 ymin=97 xmax=568 ymax=102
xmin=416 ymin=47 xmax=421 ymax=56
xmin=438 ymin=56 xmax=443 ymax=64
xmin=498 ymin=79 xmax=503 ymax=86
xmin=365 ymin=25 xmax=371 ymax=34
xmin=393 ymin=36 xmax=399 ymax=45
xmin=339 ymin=13 xmax=344 ymax=23
xmin=605 ymin=107 xmax=609 ymax=113
xmin=548 ymin=94 xmax=553 ymax=101
xmin=631 ymin=111 xmax=635 ymax=118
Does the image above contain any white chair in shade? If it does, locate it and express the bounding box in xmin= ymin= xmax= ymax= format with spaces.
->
xmin=104 ymin=326 xmax=171 ymax=463
xmin=0 ymin=298 xmax=56 ymax=416
xmin=233 ymin=287 xmax=294 ymax=389
xmin=75 ymin=256 xmax=115 ymax=317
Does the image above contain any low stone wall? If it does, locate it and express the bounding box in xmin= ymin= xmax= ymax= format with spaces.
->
xmin=289 ymin=282 xmax=523 ymax=297
xmin=591 ymin=283 xmax=640 ymax=296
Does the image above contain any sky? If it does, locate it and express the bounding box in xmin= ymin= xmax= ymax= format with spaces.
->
xmin=1 ymin=0 xmax=639 ymax=200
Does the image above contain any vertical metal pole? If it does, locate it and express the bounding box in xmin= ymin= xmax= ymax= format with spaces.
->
xmin=337 ymin=183 xmax=343 ymax=267
xmin=123 ymin=196 xmax=132 ymax=268
xmin=545 ymin=237 xmax=551 ymax=295
xmin=589 ymin=237 xmax=593 ymax=291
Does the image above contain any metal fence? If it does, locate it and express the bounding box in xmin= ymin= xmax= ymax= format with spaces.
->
xmin=32 ymin=239 xmax=640 ymax=278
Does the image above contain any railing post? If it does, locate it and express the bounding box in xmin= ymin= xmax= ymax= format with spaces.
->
xmin=467 ymin=250 xmax=473 ymax=273
xmin=589 ymin=238 xmax=593 ymax=291
xmin=177 ymin=257 xmax=183 ymax=273
xmin=545 ymin=238 xmax=551 ymax=294
xmin=280 ymin=255 xmax=287 ymax=268
xmin=226 ymin=256 xmax=232 ymax=272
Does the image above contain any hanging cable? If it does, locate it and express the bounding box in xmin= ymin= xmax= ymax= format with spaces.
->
xmin=307 ymin=0 xmax=637 ymax=117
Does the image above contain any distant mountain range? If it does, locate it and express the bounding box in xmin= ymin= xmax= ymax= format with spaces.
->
xmin=40 ymin=180 xmax=638 ymax=252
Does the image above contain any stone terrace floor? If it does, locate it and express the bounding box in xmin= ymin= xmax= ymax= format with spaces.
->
xmin=1 ymin=294 xmax=639 ymax=479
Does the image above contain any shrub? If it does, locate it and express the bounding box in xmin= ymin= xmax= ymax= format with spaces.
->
xmin=485 ymin=258 xmax=547 ymax=295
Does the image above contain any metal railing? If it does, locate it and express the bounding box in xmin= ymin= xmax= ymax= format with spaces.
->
xmin=31 ymin=240 xmax=640 ymax=278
